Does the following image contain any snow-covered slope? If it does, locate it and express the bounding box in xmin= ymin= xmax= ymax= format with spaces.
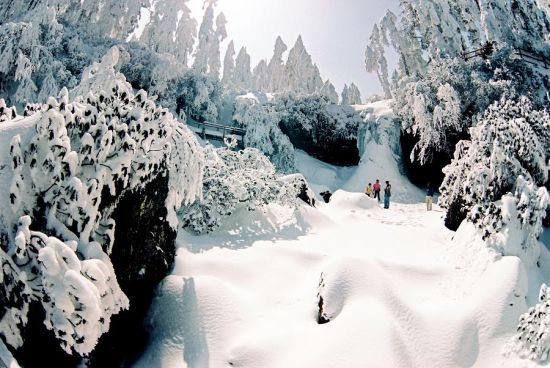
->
xmin=136 ymin=186 xmax=549 ymax=367
xmin=296 ymin=100 xmax=424 ymax=203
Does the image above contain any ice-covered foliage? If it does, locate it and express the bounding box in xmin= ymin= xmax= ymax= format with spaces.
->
xmin=233 ymin=95 xmax=296 ymax=173
xmin=0 ymin=47 xmax=203 ymax=355
xmin=10 ymin=216 xmax=127 ymax=356
xmin=181 ymin=145 xmax=302 ymax=234
xmin=439 ymin=97 xmax=549 ymax=249
xmin=510 ymin=284 xmax=550 ymax=362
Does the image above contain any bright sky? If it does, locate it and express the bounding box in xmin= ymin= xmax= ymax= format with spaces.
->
xmin=188 ymin=0 xmax=400 ymax=100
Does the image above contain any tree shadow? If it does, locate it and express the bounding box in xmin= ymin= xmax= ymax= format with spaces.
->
xmin=181 ymin=278 xmax=210 ymax=368
xmin=179 ymin=206 xmax=314 ymax=253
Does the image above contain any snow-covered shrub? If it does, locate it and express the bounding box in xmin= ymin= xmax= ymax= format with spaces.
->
xmin=510 ymin=284 xmax=550 ymax=362
xmin=439 ymin=97 xmax=549 ymax=250
xmin=181 ymin=145 xmax=302 ymax=234
xmin=0 ymin=47 xmax=203 ymax=355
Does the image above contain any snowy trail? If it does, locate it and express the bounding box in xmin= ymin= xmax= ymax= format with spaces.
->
xmin=135 ymin=191 xmax=533 ymax=368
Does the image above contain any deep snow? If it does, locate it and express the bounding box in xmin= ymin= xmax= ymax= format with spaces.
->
xmin=135 ymin=101 xmax=550 ymax=368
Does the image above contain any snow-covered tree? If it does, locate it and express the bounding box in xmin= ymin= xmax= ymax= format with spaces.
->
xmin=234 ymin=47 xmax=253 ymax=92
xmin=285 ymin=36 xmax=323 ymax=95
xmin=0 ymin=47 xmax=204 ymax=356
xmin=267 ymin=36 xmax=288 ymax=92
xmin=160 ymin=70 xmax=222 ymax=122
xmin=320 ymin=80 xmax=339 ymax=104
xmin=234 ymin=98 xmax=297 ymax=173
xmin=181 ymin=145 xmax=303 ymax=234
xmin=510 ymin=283 xmax=550 ymax=362
xmin=140 ymin=0 xmax=197 ymax=65
xmin=341 ymin=83 xmax=362 ymax=105
xmin=193 ymin=1 xmax=226 ymax=78
xmin=222 ymin=40 xmax=236 ymax=89
xmin=253 ymin=60 xmax=269 ymax=92
xmin=439 ymin=97 xmax=549 ymax=237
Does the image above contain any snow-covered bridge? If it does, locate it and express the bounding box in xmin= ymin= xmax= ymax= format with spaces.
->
xmin=186 ymin=120 xmax=246 ymax=149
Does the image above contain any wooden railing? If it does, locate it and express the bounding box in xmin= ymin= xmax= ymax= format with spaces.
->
xmin=461 ymin=43 xmax=549 ymax=70
xmin=514 ymin=48 xmax=549 ymax=69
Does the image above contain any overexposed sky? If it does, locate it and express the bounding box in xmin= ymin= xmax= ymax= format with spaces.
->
xmin=188 ymin=0 xmax=400 ymax=99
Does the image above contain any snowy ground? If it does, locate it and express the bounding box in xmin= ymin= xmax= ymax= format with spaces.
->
xmin=134 ymin=101 xmax=549 ymax=368
xmin=136 ymin=190 xmax=549 ymax=368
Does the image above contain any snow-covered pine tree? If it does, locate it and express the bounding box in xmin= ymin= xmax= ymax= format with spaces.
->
xmin=234 ymin=47 xmax=253 ymax=92
xmin=222 ymin=40 xmax=236 ymax=90
xmin=140 ymin=0 xmax=197 ymax=65
xmin=321 ymin=80 xmax=339 ymax=104
xmin=253 ymin=60 xmax=269 ymax=92
xmin=267 ymin=36 xmax=288 ymax=92
xmin=285 ymin=36 xmax=323 ymax=95
xmin=193 ymin=0 xmax=226 ymax=78
xmin=341 ymin=83 xmax=362 ymax=105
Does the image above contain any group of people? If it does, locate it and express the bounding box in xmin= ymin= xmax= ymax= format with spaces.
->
xmin=364 ymin=179 xmax=392 ymax=209
xmin=365 ymin=180 xmax=436 ymax=211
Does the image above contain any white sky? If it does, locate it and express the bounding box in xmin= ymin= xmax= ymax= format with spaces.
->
xmin=188 ymin=0 xmax=400 ymax=99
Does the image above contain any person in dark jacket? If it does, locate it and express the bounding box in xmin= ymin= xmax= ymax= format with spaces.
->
xmin=426 ymin=183 xmax=435 ymax=211
xmin=383 ymin=181 xmax=391 ymax=209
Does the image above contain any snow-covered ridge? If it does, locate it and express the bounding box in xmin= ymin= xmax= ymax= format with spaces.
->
xmin=0 ymin=47 xmax=203 ymax=356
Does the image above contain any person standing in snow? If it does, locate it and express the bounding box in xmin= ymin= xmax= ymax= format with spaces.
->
xmin=426 ymin=183 xmax=435 ymax=211
xmin=383 ymin=181 xmax=391 ymax=209
xmin=365 ymin=183 xmax=373 ymax=197
xmin=373 ymin=179 xmax=381 ymax=202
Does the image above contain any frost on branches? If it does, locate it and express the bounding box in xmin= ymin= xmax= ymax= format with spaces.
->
xmin=510 ymin=284 xmax=550 ymax=362
xmin=181 ymin=145 xmax=304 ymax=234
xmin=0 ymin=47 xmax=203 ymax=356
xmin=439 ymin=97 xmax=549 ymax=259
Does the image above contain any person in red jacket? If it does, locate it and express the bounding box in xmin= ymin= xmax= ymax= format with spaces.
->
xmin=372 ymin=179 xmax=381 ymax=202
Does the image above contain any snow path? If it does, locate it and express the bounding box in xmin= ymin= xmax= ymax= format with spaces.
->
xmin=136 ymin=191 xmax=534 ymax=368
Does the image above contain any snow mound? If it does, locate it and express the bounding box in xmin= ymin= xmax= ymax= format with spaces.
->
xmin=327 ymin=190 xmax=379 ymax=210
